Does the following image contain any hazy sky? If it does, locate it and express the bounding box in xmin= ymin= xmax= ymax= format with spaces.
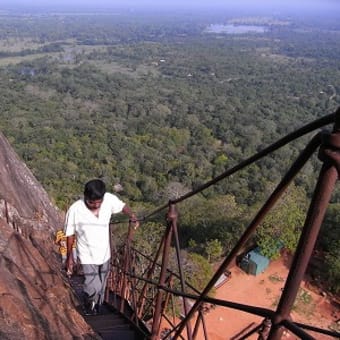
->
xmin=1 ymin=0 xmax=339 ymax=10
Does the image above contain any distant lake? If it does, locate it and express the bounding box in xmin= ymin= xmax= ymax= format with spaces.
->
xmin=206 ymin=24 xmax=268 ymax=34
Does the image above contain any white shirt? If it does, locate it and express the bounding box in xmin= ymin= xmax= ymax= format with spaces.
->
xmin=64 ymin=192 xmax=125 ymax=265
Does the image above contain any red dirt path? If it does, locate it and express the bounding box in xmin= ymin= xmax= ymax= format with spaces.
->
xmin=197 ymin=256 xmax=339 ymax=339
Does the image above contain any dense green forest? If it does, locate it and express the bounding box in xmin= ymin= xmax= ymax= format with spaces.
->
xmin=0 ymin=7 xmax=339 ymax=293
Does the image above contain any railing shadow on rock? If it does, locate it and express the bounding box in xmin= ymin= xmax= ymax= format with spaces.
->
xmin=105 ymin=107 xmax=340 ymax=340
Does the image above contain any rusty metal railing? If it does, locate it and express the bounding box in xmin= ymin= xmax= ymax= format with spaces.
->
xmin=106 ymin=107 xmax=340 ymax=340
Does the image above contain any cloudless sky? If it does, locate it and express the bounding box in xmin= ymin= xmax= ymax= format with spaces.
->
xmin=1 ymin=0 xmax=340 ymax=19
xmin=1 ymin=0 xmax=339 ymax=10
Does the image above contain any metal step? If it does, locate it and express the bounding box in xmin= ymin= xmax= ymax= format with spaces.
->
xmin=84 ymin=311 xmax=136 ymax=339
xmin=69 ymin=275 xmax=149 ymax=339
xmin=99 ymin=329 xmax=137 ymax=340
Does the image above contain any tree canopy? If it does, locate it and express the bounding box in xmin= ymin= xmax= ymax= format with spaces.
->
xmin=0 ymin=8 xmax=339 ymax=292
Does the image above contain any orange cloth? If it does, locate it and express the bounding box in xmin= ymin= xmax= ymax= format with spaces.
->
xmin=55 ymin=230 xmax=67 ymax=256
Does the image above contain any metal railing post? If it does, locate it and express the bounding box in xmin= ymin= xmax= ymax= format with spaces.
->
xmin=268 ymin=115 xmax=340 ymax=339
xmin=172 ymin=203 xmax=193 ymax=340
xmin=120 ymin=222 xmax=135 ymax=312
xmin=151 ymin=203 xmax=174 ymax=339
xmin=173 ymin=133 xmax=321 ymax=339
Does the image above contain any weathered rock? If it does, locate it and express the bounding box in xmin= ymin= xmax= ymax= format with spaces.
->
xmin=0 ymin=131 xmax=60 ymax=228
xmin=0 ymin=131 xmax=97 ymax=339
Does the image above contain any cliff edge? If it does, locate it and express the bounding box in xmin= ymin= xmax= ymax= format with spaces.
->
xmin=0 ymin=131 xmax=96 ymax=339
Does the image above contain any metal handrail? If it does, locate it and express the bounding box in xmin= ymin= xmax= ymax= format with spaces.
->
xmin=106 ymin=108 xmax=340 ymax=340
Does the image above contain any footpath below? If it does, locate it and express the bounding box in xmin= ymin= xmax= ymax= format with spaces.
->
xmin=199 ymin=256 xmax=339 ymax=339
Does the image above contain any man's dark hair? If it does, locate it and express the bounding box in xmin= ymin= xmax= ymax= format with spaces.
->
xmin=84 ymin=179 xmax=106 ymax=200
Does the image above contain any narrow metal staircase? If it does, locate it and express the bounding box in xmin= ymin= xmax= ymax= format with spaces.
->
xmin=69 ymin=274 xmax=148 ymax=340
xmin=83 ymin=303 xmax=142 ymax=340
xmin=65 ymin=108 xmax=340 ymax=340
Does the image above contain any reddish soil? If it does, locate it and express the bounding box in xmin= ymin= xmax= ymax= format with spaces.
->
xmin=197 ymin=256 xmax=339 ymax=339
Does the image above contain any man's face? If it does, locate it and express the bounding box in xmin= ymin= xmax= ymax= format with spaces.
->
xmin=85 ymin=199 xmax=103 ymax=210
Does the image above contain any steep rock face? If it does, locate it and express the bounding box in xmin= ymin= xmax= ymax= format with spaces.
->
xmin=0 ymin=131 xmax=60 ymax=232
xmin=0 ymin=131 xmax=96 ymax=339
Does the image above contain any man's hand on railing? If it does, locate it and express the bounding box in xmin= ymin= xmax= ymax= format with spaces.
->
xmin=130 ymin=214 xmax=140 ymax=230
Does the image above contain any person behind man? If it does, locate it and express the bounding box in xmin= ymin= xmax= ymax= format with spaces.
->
xmin=64 ymin=179 xmax=139 ymax=315
xmin=55 ymin=229 xmax=67 ymax=268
